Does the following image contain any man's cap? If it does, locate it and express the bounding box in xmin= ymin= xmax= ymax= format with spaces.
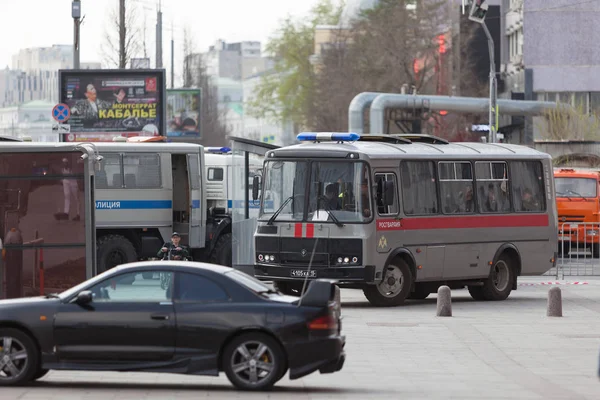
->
xmin=171 ymin=232 xmax=180 ymax=237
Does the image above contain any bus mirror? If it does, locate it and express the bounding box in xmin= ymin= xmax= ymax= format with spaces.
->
xmin=252 ymin=176 xmax=260 ymax=201
xmin=384 ymin=181 xmax=395 ymax=206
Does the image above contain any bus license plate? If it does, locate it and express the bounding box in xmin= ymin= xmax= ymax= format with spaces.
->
xmin=558 ymin=236 xmax=570 ymax=241
xmin=290 ymin=269 xmax=316 ymax=278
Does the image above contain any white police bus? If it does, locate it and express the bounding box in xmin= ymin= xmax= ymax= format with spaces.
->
xmin=253 ymin=132 xmax=558 ymax=306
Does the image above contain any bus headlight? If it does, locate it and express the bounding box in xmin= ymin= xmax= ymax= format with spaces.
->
xmin=258 ymin=254 xmax=264 ymax=262
xmin=587 ymin=230 xmax=598 ymax=236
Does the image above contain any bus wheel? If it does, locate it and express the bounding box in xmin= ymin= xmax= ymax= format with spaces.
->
xmin=475 ymin=254 xmax=515 ymax=301
xmin=363 ymin=260 xmax=412 ymax=307
xmin=209 ymin=233 xmax=232 ymax=267
xmin=97 ymin=235 xmax=137 ymax=283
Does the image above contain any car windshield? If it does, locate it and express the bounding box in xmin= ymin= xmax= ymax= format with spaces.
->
xmin=555 ymin=177 xmax=597 ymax=198
xmin=225 ymin=269 xmax=272 ymax=293
xmin=259 ymin=160 xmax=372 ymax=223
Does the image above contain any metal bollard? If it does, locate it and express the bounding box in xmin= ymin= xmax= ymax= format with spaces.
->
xmin=547 ymin=286 xmax=563 ymax=317
xmin=436 ymin=285 xmax=452 ymax=317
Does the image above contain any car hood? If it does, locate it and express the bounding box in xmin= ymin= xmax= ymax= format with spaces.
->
xmin=0 ymin=296 xmax=60 ymax=308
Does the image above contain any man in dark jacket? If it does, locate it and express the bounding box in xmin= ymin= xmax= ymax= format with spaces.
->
xmin=158 ymin=232 xmax=191 ymax=260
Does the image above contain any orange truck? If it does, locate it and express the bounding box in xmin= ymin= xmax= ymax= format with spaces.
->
xmin=554 ymin=168 xmax=600 ymax=257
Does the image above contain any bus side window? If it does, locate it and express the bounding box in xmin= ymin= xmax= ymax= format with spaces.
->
xmin=400 ymin=161 xmax=438 ymax=215
xmin=375 ymin=173 xmax=398 ymax=215
xmin=475 ymin=161 xmax=510 ymax=213
xmin=510 ymin=161 xmax=546 ymax=212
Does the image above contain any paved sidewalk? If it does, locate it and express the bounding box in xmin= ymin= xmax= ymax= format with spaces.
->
xmin=5 ymin=281 xmax=600 ymax=399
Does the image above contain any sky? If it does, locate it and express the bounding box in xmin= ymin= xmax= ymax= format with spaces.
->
xmin=0 ymin=0 xmax=324 ymax=79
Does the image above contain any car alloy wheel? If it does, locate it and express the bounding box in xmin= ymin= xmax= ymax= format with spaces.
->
xmin=230 ymin=340 xmax=276 ymax=386
xmin=0 ymin=336 xmax=29 ymax=382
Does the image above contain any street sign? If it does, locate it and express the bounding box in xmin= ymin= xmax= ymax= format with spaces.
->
xmin=59 ymin=124 xmax=71 ymax=133
xmin=52 ymin=103 xmax=71 ymax=123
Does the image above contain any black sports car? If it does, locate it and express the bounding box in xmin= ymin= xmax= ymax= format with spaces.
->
xmin=0 ymin=261 xmax=345 ymax=390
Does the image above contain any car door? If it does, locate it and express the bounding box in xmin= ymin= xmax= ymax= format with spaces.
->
xmin=173 ymin=271 xmax=232 ymax=372
xmin=53 ymin=270 xmax=176 ymax=363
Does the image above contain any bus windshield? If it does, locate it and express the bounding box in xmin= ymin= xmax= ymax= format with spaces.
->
xmin=555 ymin=177 xmax=597 ymax=198
xmin=259 ymin=160 xmax=372 ymax=223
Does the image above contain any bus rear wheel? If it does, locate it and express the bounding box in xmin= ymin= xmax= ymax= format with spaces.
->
xmin=363 ymin=259 xmax=412 ymax=307
xmin=469 ymin=254 xmax=515 ymax=301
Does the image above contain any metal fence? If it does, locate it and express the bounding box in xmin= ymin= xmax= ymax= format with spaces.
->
xmin=545 ymin=222 xmax=600 ymax=278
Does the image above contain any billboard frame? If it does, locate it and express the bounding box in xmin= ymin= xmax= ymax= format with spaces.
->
xmin=58 ymin=68 xmax=167 ymax=142
xmin=166 ymin=88 xmax=203 ymax=139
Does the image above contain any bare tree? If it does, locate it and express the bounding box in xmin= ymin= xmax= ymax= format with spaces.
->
xmin=182 ymin=26 xmax=195 ymax=87
xmin=181 ymin=27 xmax=231 ymax=146
xmin=101 ymin=0 xmax=141 ymax=68
xmin=309 ymin=0 xmax=487 ymax=138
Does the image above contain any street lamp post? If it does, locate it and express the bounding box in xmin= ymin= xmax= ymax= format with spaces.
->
xmin=72 ymin=0 xmax=81 ymax=69
xmin=482 ymin=23 xmax=497 ymax=144
xmin=467 ymin=0 xmax=497 ymax=143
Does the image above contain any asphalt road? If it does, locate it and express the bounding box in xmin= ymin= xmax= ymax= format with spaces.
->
xmin=3 ymin=277 xmax=600 ymax=399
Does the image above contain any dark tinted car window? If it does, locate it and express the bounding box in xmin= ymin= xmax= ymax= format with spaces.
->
xmin=176 ymin=273 xmax=229 ymax=302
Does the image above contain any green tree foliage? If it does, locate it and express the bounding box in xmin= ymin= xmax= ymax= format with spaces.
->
xmin=246 ymin=0 xmax=343 ymax=129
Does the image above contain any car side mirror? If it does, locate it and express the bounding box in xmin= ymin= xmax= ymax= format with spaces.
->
xmin=75 ymin=290 xmax=93 ymax=305
xmin=252 ymin=175 xmax=260 ymax=201
xmin=384 ymin=181 xmax=395 ymax=206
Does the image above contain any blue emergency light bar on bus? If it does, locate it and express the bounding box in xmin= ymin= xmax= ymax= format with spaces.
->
xmin=205 ymin=147 xmax=232 ymax=154
xmin=296 ymin=132 xmax=360 ymax=142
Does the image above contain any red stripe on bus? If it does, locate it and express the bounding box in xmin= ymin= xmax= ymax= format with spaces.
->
xmin=377 ymin=214 xmax=549 ymax=231
xmin=294 ymin=223 xmax=302 ymax=237
xmin=306 ymin=223 xmax=315 ymax=238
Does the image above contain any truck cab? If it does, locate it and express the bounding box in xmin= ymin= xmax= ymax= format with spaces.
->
xmin=554 ymin=168 xmax=600 ymax=257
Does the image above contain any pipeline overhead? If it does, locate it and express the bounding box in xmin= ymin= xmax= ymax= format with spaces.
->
xmin=347 ymin=92 xmax=382 ymax=134
xmin=347 ymin=92 xmax=564 ymax=134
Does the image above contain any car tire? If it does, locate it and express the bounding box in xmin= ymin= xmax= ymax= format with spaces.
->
xmin=0 ymin=328 xmax=40 ymax=386
xmin=222 ymin=332 xmax=285 ymax=391
xmin=210 ymin=233 xmax=232 ymax=267
xmin=363 ymin=259 xmax=412 ymax=307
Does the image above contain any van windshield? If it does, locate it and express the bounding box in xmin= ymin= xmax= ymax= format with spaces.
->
xmin=555 ymin=177 xmax=597 ymax=198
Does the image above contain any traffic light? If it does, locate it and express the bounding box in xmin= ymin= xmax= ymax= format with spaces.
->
xmin=468 ymin=0 xmax=488 ymax=23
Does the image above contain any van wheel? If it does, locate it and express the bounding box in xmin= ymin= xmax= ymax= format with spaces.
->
xmin=210 ymin=233 xmax=232 ymax=267
xmin=476 ymin=254 xmax=516 ymax=301
xmin=363 ymin=259 xmax=412 ymax=307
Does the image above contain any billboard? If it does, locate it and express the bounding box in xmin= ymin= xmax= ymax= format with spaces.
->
xmin=166 ymin=89 xmax=202 ymax=138
xmin=59 ymin=69 xmax=166 ymax=142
